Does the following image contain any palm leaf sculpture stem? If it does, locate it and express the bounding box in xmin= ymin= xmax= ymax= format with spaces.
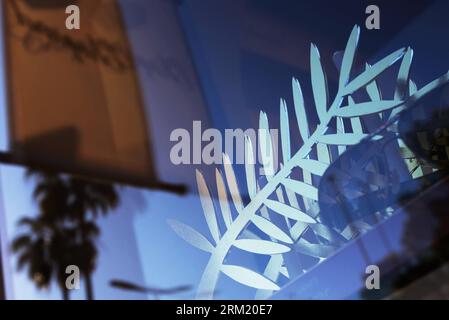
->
xmin=169 ymin=25 xmax=449 ymax=299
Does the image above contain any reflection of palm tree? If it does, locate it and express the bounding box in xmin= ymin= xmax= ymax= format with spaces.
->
xmin=12 ymin=216 xmax=72 ymax=299
xmin=66 ymin=177 xmax=118 ymax=300
xmin=12 ymin=170 xmax=119 ymax=300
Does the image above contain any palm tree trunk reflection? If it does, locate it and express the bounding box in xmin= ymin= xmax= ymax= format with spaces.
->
xmin=11 ymin=169 xmax=119 ymax=300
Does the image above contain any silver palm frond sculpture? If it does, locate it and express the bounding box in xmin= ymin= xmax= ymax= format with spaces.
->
xmin=168 ymin=25 xmax=449 ymax=299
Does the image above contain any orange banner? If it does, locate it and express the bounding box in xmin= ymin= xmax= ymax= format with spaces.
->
xmin=1 ymin=0 xmax=179 ymax=191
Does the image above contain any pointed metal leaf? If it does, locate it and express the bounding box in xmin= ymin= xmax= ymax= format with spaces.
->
xmin=317 ymin=143 xmax=330 ymax=164
xmin=364 ymin=63 xmax=382 ymax=102
xmin=409 ymin=80 xmax=418 ymax=95
xmin=168 ymin=219 xmax=214 ymax=253
xmin=296 ymin=158 xmax=328 ymax=176
xmin=343 ymin=48 xmax=405 ymax=95
xmin=280 ymin=99 xmax=291 ymax=162
xmin=395 ymin=47 xmax=413 ymax=100
xmin=244 ymin=136 xmax=257 ymax=199
xmin=310 ymin=43 xmax=328 ymax=121
xmin=252 ymin=215 xmax=293 ymax=244
xmin=336 ymin=117 xmax=346 ymax=154
xmin=196 ymin=170 xmax=220 ymax=243
xmin=279 ymin=266 xmax=289 ymax=278
xmin=216 ymin=169 xmax=232 ymax=229
xmin=348 ymin=97 xmax=364 ymax=134
xmin=223 ymin=154 xmax=244 ymax=213
xmin=409 ymin=71 xmax=449 ymax=102
xmin=264 ymin=199 xmax=316 ymax=223
xmin=340 ymin=25 xmax=360 ymax=88
xmin=390 ymin=48 xmax=414 ymax=119
xmin=255 ymin=255 xmax=284 ymax=300
xmin=221 ymin=265 xmax=280 ymax=291
xmin=336 ymin=100 xmax=403 ymax=117
xmin=285 ymin=186 xmax=300 ymax=210
xmin=290 ymin=221 xmax=309 ymax=242
xmin=302 ymin=160 xmax=313 ymax=184
xmin=259 ymin=111 xmax=275 ymax=178
xmin=240 ymin=229 xmax=261 ymax=240
xmin=292 ymin=78 xmax=310 ymax=141
xmin=234 ymin=239 xmax=291 ymax=255
xmin=316 ymin=133 xmax=368 ymax=145
xmin=282 ymin=178 xmax=318 ymax=201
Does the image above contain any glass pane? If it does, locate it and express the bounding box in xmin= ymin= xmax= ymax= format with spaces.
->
xmin=1 ymin=0 xmax=449 ymax=301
